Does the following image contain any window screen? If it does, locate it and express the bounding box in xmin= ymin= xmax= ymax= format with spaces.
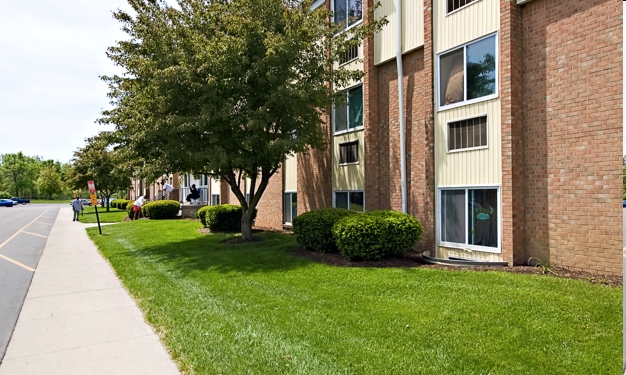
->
xmin=448 ymin=116 xmax=487 ymax=151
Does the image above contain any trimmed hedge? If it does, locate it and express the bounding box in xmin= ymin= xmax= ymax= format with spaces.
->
xmin=142 ymin=200 xmax=180 ymax=220
xmin=126 ymin=202 xmax=134 ymax=217
xmin=198 ymin=204 xmax=257 ymax=232
xmin=114 ymin=199 xmax=131 ymax=210
xmin=332 ymin=210 xmax=423 ymax=260
xmin=292 ymin=208 xmax=359 ymax=253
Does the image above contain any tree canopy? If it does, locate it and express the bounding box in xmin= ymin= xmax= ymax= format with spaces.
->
xmin=0 ymin=152 xmax=41 ymax=197
xmin=99 ymin=0 xmax=386 ymax=238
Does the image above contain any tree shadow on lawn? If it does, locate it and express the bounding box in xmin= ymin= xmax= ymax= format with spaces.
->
xmin=126 ymin=231 xmax=314 ymax=276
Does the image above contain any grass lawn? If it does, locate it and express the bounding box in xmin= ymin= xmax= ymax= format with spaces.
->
xmin=31 ymin=199 xmax=69 ymax=204
xmin=79 ymin=205 xmax=127 ymax=223
xmin=87 ymin=221 xmax=622 ymax=375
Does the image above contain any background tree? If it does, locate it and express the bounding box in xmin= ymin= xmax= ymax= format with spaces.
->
xmin=36 ymin=163 xmax=64 ymax=199
xmin=0 ymin=152 xmax=41 ymax=198
xmin=68 ymin=135 xmax=131 ymax=211
xmin=100 ymin=0 xmax=386 ymax=240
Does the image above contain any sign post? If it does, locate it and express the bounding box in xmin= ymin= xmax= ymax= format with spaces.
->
xmin=87 ymin=180 xmax=102 ymax=235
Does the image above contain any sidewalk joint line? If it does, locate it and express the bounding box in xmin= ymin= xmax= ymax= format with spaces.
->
xmin=22 ymin=231 xmax=48 ymax=238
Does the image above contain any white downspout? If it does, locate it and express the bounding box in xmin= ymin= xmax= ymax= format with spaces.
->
xmin=396 ymin=0 xmax=407 ymax=213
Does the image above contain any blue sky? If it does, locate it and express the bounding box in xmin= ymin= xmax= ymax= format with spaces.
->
xmin=0 ymin=1 xmax=131 ymax=163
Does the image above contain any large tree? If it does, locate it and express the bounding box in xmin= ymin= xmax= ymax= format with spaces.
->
xmin=36 ymin=163 xmax=64 ymax=199
xmin=0 ymin=152 xmax=41 ymax=198
xmin=68 ymin=136 xmax=131 ymax=211
xmin=100 ymin=0 xmax=385 ymax=239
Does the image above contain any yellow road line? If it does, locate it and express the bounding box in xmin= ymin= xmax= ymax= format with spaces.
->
xmin=22 ymin=231 xmax=47 ymax=238
xmin=0 ymin=254 xmax=35 ymax=272
xmin=0 ymin=208 xmax=51 ymax=272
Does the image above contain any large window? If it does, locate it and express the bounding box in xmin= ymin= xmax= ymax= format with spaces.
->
xmin=334 ymin=85 xmax=363 ymax=133
xmin=333 ymin=0 xmax=362 ymax=30
xmin=440 ymin=188 xmax=499 ymax=251
xmin=447 ymin=115 xmax=487 ymax=152
xmin=334 ymin=191 xmax=364 ymax=212
xmin=284 ymin=192 xmax=297 ymax=224
xmin=339 ymin=141 xmax=359 ymax=164
xmin=438 ymin=34 xmax=497 ymax=109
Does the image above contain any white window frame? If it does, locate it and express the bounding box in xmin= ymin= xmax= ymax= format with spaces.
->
xmin=436 ymin=32 xmax=499 ymax=112
xmin=338 ymin=140 xmax=360 ymax=165
xmin=438 ymin=185 xmax=501 ymax=253
xmin=446 ymin=113 xmax=489 ymax=153
xmin=338 ymin=44 xmax=359 ymax=67
xmin=211 ymin=194 xmax=220 ymax=206
xmin=283 ymin=191 xmax=297 ymax=224
xmin=333 ymin=84 xmax=364 ymax=135
xmin=331 ymin=0 xmax=363 ymax=33
xmin=333 ymin=190 xmax=365 ymax=212
xmin=446 ymin=0 xmax=482 ymax=16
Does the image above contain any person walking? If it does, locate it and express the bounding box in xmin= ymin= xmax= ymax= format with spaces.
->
xmin=71 ymin=196 xmax=83 ymax=222
xmin=132 ymin=194 xmax=148 ymax=220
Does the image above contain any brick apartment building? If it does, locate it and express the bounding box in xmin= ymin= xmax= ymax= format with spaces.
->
xmin=149 ymin=0 xmax=622 ymax=276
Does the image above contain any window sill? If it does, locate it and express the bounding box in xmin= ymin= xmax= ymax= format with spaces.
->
xmin=334 ymin=126 xmax=364 ymax=136
xmin=339 ymin=162 xmax=360 ymax=166
xmin=439 ymin=242 xmax=500 ymax=254
xmin=437 ymin=93 xmax=498 ymax=112
xmin=338 ymin=57 xmax=359 ymax=67
xmin=447 ymin=145 xmax=488 ymax=154
xmin=333 ymin=19 xmax=364 ymax=36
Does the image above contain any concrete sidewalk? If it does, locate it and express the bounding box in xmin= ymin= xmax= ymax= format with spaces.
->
xmin=0 ymin=208 xmax=179 ymax=375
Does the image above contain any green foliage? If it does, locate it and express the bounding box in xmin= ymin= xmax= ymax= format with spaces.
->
xmin=114 ymin=199 xmax=131 ymax=210
xmin=333 ymin=210 xmax=423 ymax=260
xmin=126 ymin=202 xmax=135 ymax=218
xmin=528 ymin=257 xmax=557 ymax=276
xmin=292 ymin=208 xmax=359 ymax=253
xmin=622 ymin=166 xmax=626 ymax=200
xmin=36 ymin=163 xmax=64 ymax=199
xmin=0 ymin=190 xmax=11 ymax=199
xmin=142 ymin=200 xmax=180 ymax=220
xmin=0 ymin=152 xmax=41 ymax=197
xmin=98 ymin=0 xmax=386 ymax=240
xmin=198 ymin=204 xmax=257 ymax=232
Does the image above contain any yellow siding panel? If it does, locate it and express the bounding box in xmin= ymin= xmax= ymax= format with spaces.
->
xmin=284 ymin=154 xmax=297 ymax=191
xmin=435 ymin=99 xmax=502 ymax=187
xmin=332 ymin=130 xmax=365 ymax=190
xmin=434 ymin=0 xmax=499 ymax=54
xmin=375 ymin=0 xmax=424 ymax=65
xmin=437 ymin=246 xmax=503 ymax=262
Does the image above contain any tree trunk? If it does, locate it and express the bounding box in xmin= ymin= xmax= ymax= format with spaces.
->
xmin=240 ymin=207 xmax=255 ymax=241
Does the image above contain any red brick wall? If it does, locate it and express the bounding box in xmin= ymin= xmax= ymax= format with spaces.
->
xmin=500 ymin=0 xmax=525 ymax=265
xmin=254 ymin=169 xmax=284 ymax=230
xmin=365 ymin=0 xmax=435 ymax=252
xmin=521 ymin=0 xmax=622 ymax=275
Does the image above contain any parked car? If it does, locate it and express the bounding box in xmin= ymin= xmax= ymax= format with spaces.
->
xmin=0 ymin=199 xmax=14 ymax=207
xmin=69 ymin=199 xmax=92 ymax=206
xmin=11 ymin=197 xmax=30 ymax=205
xmin=98 ymin=198 xmax=116 ymax=206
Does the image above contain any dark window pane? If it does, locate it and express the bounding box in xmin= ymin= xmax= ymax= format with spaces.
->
xmin=292 ymin=193 xmax=297 ymax=220
xmin=284 ymin=193 xmax=292 ymax=223
xmin=348 ymin=0 xmax=362 ymax=26
xmin=466 ymin=35 xmax=496 ymax=100
xmin=349 ymin=191 xmax=364 ymax=211
xmin=440 ymin=49 xmax=464 ymax=106
xmin=334 ymin=99 xmax=348 ymax=132
xmin=468 ymin=189 xmax=498 ymax=247
xmin=348 ymin=86 xmax=363 ymax=129
xmin=334 ymin=0 xmax=346 ymax=29
xmin=339 ymin=141 xmax=359 ymax=164
xmin=448 ymin=116 xmax=487 ymax=151
xmin=441 ymin=190 xmax=465 ymax=244
xmin=335 ymin=192 xmax=348 ymax=209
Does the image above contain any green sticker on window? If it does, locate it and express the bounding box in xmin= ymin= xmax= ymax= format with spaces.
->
xmin=476 ymin=213 xmax=490 ymax=220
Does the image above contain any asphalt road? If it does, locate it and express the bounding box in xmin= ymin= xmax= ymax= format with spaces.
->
xmin=0 ymin=203 xmax=62 ymax=362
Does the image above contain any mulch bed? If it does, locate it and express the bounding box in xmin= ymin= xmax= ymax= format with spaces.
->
xmin=291 ymin=248 xmax=622 ymax=287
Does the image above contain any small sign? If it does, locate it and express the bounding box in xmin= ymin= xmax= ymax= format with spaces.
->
xmin=89 ymin=193 xmax=98 ymax=207
xmin=476 ymin=213 xmax=490 ymax=220
xmin=87 ymin=181 xmax=96 ymax=194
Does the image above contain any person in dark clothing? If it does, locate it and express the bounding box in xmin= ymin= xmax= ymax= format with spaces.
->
xmin=186 ymin=184 xmax=200 ymax=203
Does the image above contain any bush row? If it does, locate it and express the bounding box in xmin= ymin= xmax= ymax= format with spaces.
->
xmin=125 ymin=200 xmax=180 ymax=220
xmin=293 ymin=208 xmax=423 ymax=260
xmin=198 ymin=204 xmax=257 ymax=232
xmin=111 ymin=199 xmax=132 ymax=210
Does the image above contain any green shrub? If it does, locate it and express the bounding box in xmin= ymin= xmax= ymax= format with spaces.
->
xmin=0 ymin=191 xmax=12 ymax=199
xmin=115 ymin=200 xmax=131 ymax=210
xmin=126 ymin=202 xmax=135 ymax=218
xmin=292 ymin=208 xmax=359 ymax=253
xmin=142 ymin=200 xmax=180 ymax=220
xmin=332 ymin=210 xmax=423 ymax=260
xmin=111 ymin=200 xmax=118 ymax=209
xmin=198 ymin=204 xmax=257 ymax=232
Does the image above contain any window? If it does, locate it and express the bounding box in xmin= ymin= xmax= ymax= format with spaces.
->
xmin=283 ymin=192 xmax=297 ymax=224
xmin=448 ymin=116 xmax=487 ymax=151
xmin=439 ymin=34 xmax=497 ymax=109
xmin=334 ymin=85 xmax=363 ymax=133
xmin=211 ymin=194 xmax=220 ymax=206
xmin=333 ymin=0 xmax=362 ymax=30
xmin=447 ymin=0 xmax=477 ymax=14
xmin=440 ymin=188 xmax=499 ymax=251
xmin=339 ymin=141 xmax=359 ymax=164
xmin=339 ymin=44 xmax=359 ymax=65
xmin=334 ymin=191 xmax=364 ymax=212
xmin=246 ymin=193 xmax=250 ymax=204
